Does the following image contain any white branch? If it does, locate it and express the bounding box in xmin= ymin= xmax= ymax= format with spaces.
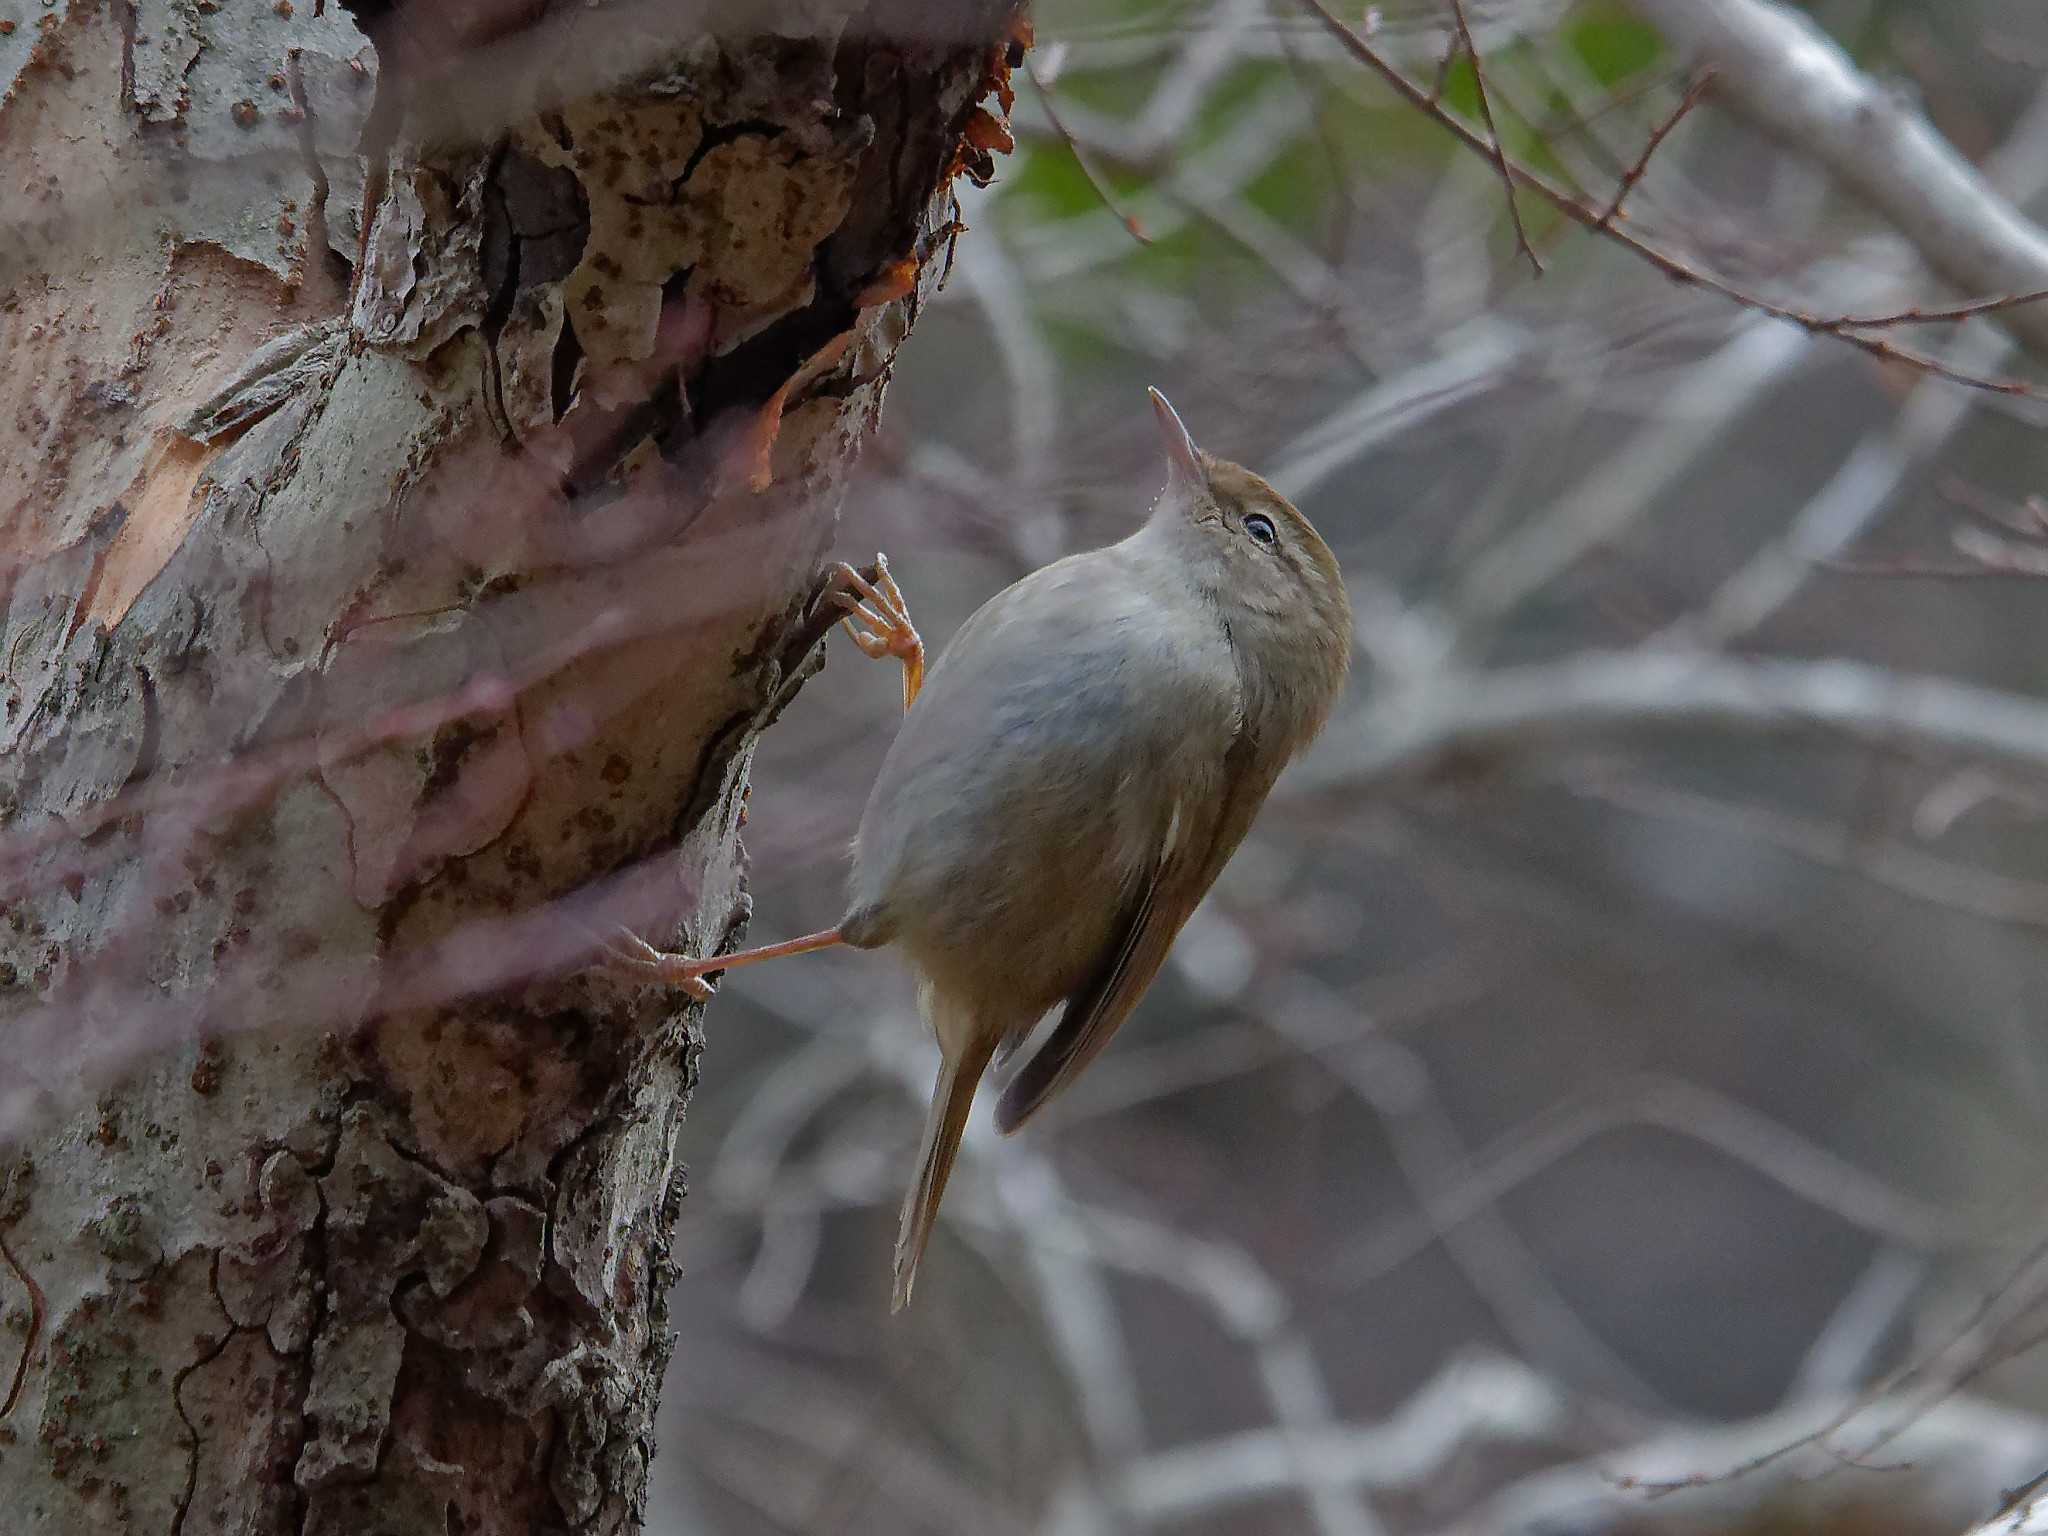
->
xmin=1017 ymin=1196 xmax=1387 ymax=1536
xmin=1119 ymin=1354 xmax=1563 ymax=1523
xmin=1268 ymin=319 xmax=1527 ymax=506
xmin=1627 ymin=0 xmax=2048 ymax=358
xmin=1447 ymin=317 xmax=1807 ymax=636
xmin=1659 ymin=325 xmax=2012 ymax=650
xmin=1663 ymin=77 xmax=2048 ymax=647
xmin=1457 ymin=1393 xmax=2048 ymax=1536
xmin=1303 ymin=652 xmax=2048 ymax=792
xmin=1969 ymin=1487 xmax=2048 ymax=1536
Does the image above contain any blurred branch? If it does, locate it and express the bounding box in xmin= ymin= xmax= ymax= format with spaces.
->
xmin=1569 ymin=769 xmax=2048 ymax=934
xmin=1426 ymin=74 xmax=2048 ymax=653
xmin=1030 ymin=0 xmax=1266 ymax=165
xmin=1917 ymin=768 xmax=2048 ymax=840
xmin=1025 ymin=58 xmax=1153 ymax=245
xmin=1594 ymin=69 xmax=1715 ymax=231
xmin=1788 ymin=1246 xmax=1927 ymax=1403
xmin=1267 ymin=317 xmax=1527 ymax=510
xmin=1124 ymin=0 xmax=1267 ymax=156
xmin=1270 ymin=976 xmax=1678 ymax=1412
xmin=694 ymin=1345 xmax=1035 ymax=1536
xmin=1970 ymin=1473 xmax=2048 ymax=1536
xmin=990 ymin=1153 xmax=1149 ymax=1517
xmin=1664 ymin=78 xmax=2048 ymax=648
xmin=1628 ymin=1234 xmax=2048 ymax=1496
xmin=1053 ymin=954 xmax=1486 ymax=1125
xmin=1446 ymin=317 xmax=1806 ymax=639
xmin=953 ymin=221 xmax=1064 ymax=551
xmin=1171 ymin=176 xmax=1380 ymax=368
xmin=1662 ymin=327 xmax=2015 ymax=648
xmin=1444 ymin=0 xmax=1542 ymax=275
xmin=1020 ymin=1197 xmax=1389 ymax=1536
xmin=1330 ymin=1069 xmax=1975 ymax=1292
xmin=1011 ymin=88 xmax=1312 ymax=282
xmin=1309 ymin=652 xmax=2048 ymax=793
xmin=1456 ymin=1392 xmax=2048 ymax=1535
xmin=1625 ymin=0 xmax=2048 ymax=361
xmin=1952 ymin=525 xmax=2048 ymax=578
xmin=1292 ymin=0 xmax=2048 ymax=395
xmin=1116 ymin=1353 xmax=1563 ymax=1525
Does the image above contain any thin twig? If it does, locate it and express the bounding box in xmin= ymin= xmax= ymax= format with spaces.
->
xmin=1991 ymin=1465 xmax=2048 ymax=1527
xmin=1952 ymin=524 xmax=2048 ymax=576
xmin=1938 ymin=474 xmax=2048 ymax=537
xmin=1445 ymin=0 xmax=1542 ymax=275
xmin=1661 ymin=324 xmax=2016 ymax=651
xmin=1428 ymin=32 xmax=1460 ymax=105
xmin=1531 ymin=64 xmax=1692 ymax=147
xmin=1820 ymin=287 xmax=2048 ymax=330
xmin=1292 ymin=0 xmax=2046 ymax=396
xmin=1023 ymin=57 xmax=1152 ymax=246
xmin=1626 ymin=0 xmax=2048 ymax=359
xmin=1329 ymin=1065 xmax=1972 ymax=1291
xmin=1615 ymin=1232 xmax=2048 ymax=1497
xmin=1596 ymin=68 xmax=1716 ymax=230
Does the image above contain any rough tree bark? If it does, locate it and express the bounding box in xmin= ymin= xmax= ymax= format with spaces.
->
xmin=0 ymin=0 xmax=1023 ymax=1529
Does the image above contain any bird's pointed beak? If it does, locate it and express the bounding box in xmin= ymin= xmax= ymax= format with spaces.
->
xmin=1147 ymin=387 xmax=1206 ymax=493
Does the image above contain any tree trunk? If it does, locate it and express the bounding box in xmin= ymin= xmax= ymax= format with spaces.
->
xmin=0 ymin=2 xmax=1022 ymax=1530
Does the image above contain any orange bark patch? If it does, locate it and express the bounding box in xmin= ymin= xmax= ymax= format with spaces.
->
xmin=855 ymin=258 xmax=918 ymax=308
xmin=995 ymin=10 xmax=1033 ymax=115
xmin=81 ymin=435 xmax=219 ymax=629
xmin=961 ymin=107 xmax=1014 ymax=156
xmin=730 ymin=330 xmax=854 ymax=493
xmin=946 ymin=4 xmax=1030 ymax=190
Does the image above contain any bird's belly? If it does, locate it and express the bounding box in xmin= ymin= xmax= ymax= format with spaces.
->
xmin=844 ymin=579 xmax=1238 ymax=1017
xmin=885 ymin=781 xmax=1158 ymax=1014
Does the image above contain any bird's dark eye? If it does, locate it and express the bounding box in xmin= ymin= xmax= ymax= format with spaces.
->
xmin=1243 ymin=512 xmax=1278 ymax=547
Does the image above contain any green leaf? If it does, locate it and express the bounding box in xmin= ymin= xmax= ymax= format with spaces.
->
xmin=1566 ymin=6 xmax=1665 ymax=85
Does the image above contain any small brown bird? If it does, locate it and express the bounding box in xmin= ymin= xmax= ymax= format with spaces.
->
xmin=613 ymin=390 xmax=1352 ymax=1308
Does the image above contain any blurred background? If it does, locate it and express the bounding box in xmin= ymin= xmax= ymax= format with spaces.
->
xmin=644 ymin=2 xmax=2048 ymax=1532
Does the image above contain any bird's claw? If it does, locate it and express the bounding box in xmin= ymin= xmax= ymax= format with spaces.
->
xmin=831 ymin=554 xmax=925 ymax=710
xmin=601 ymin=925 xmax=718 ymax=1002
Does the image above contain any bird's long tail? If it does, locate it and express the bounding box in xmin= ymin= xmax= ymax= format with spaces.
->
xmin=892 ymin=1031 xmax=996 ymax=1312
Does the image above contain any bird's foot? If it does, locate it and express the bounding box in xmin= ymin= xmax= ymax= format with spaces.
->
xmin=600 ymin=926 xmax=718 ymax=1002
xmin=831 ymin=553 xmax=925 ymax=711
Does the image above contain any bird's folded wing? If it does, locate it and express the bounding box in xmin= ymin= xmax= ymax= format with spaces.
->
xmin=994 ymin=732 xmax=1273 ymax=1134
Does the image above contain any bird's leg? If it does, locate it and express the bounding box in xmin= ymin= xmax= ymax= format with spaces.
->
xmin=830 ymin=553 xmax=925 ymax=711
xmin=603 ymin=554 xmax=920 ymax=1000
xmin=603 ymin=925 xmax=847 ymax=1000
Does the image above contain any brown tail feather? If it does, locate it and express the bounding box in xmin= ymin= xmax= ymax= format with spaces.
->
xmin=891 ymin=1033 xmax=996 ymax=1312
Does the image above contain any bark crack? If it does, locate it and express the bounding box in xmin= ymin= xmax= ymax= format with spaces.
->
xmin=117 ymin=0 xmax=138 ymax=115
xmin=169 ymin=1251 xmax=241 ymax=1536
xmin=283 ymin=47 xmax=336 ymax=275
xmin=0 ymin=1225 xmax=44 ymax=1421
xmin=289 ymin=1174 xmax=331 ymax=1536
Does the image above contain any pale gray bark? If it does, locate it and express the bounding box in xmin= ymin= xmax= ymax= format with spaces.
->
xmin=0 ymin=0 xmax=1020 ymax=1530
